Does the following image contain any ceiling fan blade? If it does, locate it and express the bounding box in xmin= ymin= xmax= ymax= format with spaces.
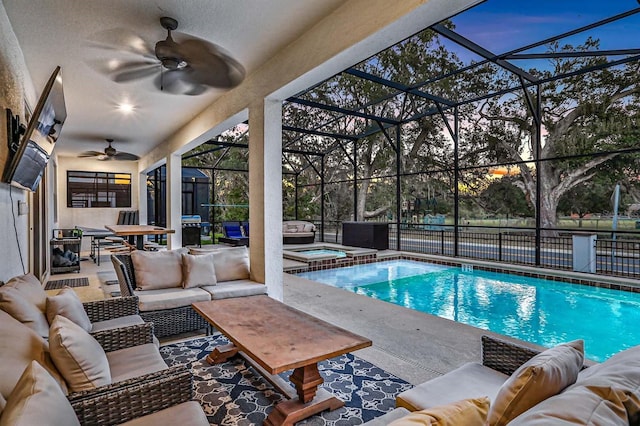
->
xmin=183 ymin=84 xmax=208 ymax=96
xmin=175 ymin=37 xmax=245 ymax=88
xmin=87 ymin=59 xmax=157 ymax=76
xmin=78 ymin=151 xmax=104 ymax=157
xmin=113 ymin=152 xmax=140 ymax=161
xmin=86 ymin=28 xmax=154 ymax=58
xmin=113 ymin=65 xmax=159 ymax=82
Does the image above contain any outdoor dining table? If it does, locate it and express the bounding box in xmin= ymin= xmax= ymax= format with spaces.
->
xmin=105 ymin=225 xmax=175 ymax=250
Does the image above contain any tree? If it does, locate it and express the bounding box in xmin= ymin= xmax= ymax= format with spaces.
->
xmin=467 ymin=39 xmax=640 ymax=233
xmin=480 ymin=178 xmax=533 ymax=219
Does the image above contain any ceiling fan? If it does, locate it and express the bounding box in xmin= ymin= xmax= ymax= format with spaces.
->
xmin=79 ymin=139 xmax=140 ymax=161
xmin=88 ymin=17 xmax=245 ymax=95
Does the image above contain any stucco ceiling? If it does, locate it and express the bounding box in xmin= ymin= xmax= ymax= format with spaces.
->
xmin=2 ymin=0 xmax=344 ymax=159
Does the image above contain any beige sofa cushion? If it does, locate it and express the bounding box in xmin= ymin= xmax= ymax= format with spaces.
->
xmin=182 ymin=253 xmax=217 ymax=288
xmin=201 ymin=279 xmax=267 ymax=300
xmin=46 ymin=287 xmax=92 ymax=332
xmin=120 ymin=401 xmax=209 ymax=426
xmin=211 ymin=246 xmax=250 ymax=282
xmin=509 ymin=385 xmax=629 ymax=425
xmin=131 ymin=250 xmax=183 ymax=290
xmin=0 ymin=310 xmax=66 ymax=400
xmin=5 ymin=273 xmax=47 ymax=312
xmin=0 ymin=392 xmax=5 ymax=413
xmin=90 ymin=314 xmax=144 ymax=332
xmin=134 ymin=287 xmax=211 ymax=311
xmin=488 ymin=339 xmax=584 ymax=426
xmin=49 ymin=315 xmax=111 ymax=392
xmin=396 ymin=362 xmax=508 ymax=411
xmin=0 ymin=361 xmax=80 ymax=426
xmin=106 ymin=343 xmax=168 ymax=383
xmin=0 ymin=286 xmax=49 ymax=338
xmin=389 ymin=397 xmax=490 ymax=426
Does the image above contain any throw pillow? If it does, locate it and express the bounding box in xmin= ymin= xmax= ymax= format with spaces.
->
xmin=488 ymin=339 xmax=584 ymax=426
xmin=388 ymin=397 xmax=490 ymax=426
xmin=572 ymin=344 xmax=640 ymax=421
xmin=508 ymin=385 xmax=628 ymax=425
xmin=131 ymin=249 xmax=183 ymax=290
xmin=5 ymin=273 xmax=47 ymax=312
xmin=0 ymin=361 xmax=80 ymax=426
xmin=0 ymin=286 xmax=49 ymax=338
xmin=46 ymin=287 xmax=92 ymax=332
xmin=48 ymin=315 xmax=111 ymax=392
xmin=211 ymin=246 xmax=250 ymax=282
xmin=182 ymin=253 xmax=217 ymax=288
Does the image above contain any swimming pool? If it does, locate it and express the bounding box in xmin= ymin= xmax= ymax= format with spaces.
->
xmin=296 ymin=260 xmax=640 ymax=361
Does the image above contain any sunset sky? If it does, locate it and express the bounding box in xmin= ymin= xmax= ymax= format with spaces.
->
xmin=451 ymin=0 xmax=639 ymax=55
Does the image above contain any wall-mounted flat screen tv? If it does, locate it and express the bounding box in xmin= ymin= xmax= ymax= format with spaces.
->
xmin=3 ymin=66 xmax=66 ymax=192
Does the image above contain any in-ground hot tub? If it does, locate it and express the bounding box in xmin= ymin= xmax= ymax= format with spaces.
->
xmin=283 ymin=244 xmax=377 ymax=263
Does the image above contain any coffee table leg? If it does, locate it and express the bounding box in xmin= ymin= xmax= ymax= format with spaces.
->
xmin=289 ymin=364 xmax=323 ymax=403
xmin=205 ymin=343 xmax=239 ymax=364
xmin=265 ymin=363 xmax=344 ymax=426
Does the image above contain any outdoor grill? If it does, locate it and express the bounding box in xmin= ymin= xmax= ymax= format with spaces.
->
xmin=182 ymin=215 xmax=202 ymax=247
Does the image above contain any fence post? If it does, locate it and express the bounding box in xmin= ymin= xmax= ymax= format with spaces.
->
xmin=499 ymin=232 xmax=503 ymax=261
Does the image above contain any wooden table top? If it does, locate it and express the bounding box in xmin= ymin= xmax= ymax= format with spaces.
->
xmin=105 ymin=225 xmax=176 ymax=236
xmin=192 ymin=295 xmax=372 ymax=374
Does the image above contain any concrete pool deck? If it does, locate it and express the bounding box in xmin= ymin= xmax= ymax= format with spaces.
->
xmin=283 ymin=272 xmax=546 ymax=385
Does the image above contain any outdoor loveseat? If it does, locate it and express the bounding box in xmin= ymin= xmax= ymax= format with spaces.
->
xmin=283 ymin=220 xmax=316 ymax=244
xmin=365 ymin=334 xmax=640 ymax=425
xmin=111 ymin=246 xmax=267 ymax=338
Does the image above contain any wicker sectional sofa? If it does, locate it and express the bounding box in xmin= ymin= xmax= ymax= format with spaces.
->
xmin=111 ymin=246 xmax=267 ymax=338
xmin=366 ymin=335 xmax=640 ymax=425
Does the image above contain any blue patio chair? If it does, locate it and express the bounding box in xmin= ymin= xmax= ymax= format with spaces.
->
xmin=219 ymin=221 xmax=249 ymax=246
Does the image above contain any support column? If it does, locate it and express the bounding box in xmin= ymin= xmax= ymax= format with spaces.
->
xmin=166 ymin=153 xmax=182 ymax=249
xmin=249 ymin=99 xmax=283 ymax=300
xmin=138 ymin=172 xmax=148 ymax=225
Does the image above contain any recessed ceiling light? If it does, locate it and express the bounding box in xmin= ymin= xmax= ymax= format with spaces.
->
xmin=117 ymin=103 xmax=135 ymax=114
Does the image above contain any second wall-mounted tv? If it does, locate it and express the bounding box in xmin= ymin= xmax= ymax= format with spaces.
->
xmin=3 ymin=66 xmax=67 ymax=192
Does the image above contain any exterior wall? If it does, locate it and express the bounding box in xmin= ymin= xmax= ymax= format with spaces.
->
xmin=0 ymin=1 xmax=35 ymax=281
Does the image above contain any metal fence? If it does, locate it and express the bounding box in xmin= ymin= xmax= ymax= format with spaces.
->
xmin=314 ymin=220 xmax=640 ymax=279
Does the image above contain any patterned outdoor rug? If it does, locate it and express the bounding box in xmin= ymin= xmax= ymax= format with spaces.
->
xmin=160 ymin=334 xmax=411 ymax=425
xmin=44 ymin=277 xmax=89 ymax=290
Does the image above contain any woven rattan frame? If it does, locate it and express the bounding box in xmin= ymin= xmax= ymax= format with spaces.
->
xmin=481 ymin=335 xmax=542 ymax=376
xmin=83 ymin=296 xmax=139 ymax=322
xmin=70 ymin=365 xmax=192 ymax=425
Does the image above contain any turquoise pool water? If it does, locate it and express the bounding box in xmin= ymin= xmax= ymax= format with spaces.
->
xmin=300 ymin=249 xmax=347 ymax=258
xmin=296 ymin=260 xmax=640 ymax=361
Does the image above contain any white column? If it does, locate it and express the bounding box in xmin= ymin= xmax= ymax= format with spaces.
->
xmin=137 ymin=172 xmax=147 ymax=225
xmin=249 ymin=98 xmax=283 ymax=300
xmin=166 ymin=154 xmax=182 ymax=249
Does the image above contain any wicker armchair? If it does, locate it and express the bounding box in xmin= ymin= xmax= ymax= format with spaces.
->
xmin=111 ymin=254 xmax=210 ymax=338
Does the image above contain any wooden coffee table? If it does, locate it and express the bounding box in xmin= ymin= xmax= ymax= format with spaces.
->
xmin=192 ymin=295 xmax=372 ymax=426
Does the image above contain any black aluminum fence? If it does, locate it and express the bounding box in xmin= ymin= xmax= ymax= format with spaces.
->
xmin=313 ymin=220 xmax=640 ymax=279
